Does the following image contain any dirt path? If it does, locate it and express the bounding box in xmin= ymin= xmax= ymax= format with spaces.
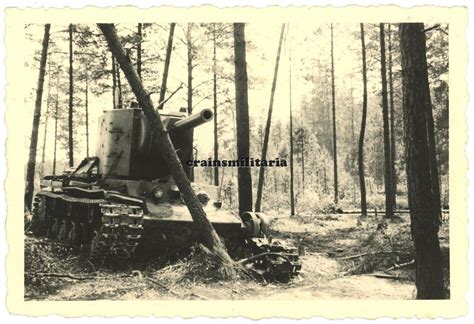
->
xmin=26 ymin=213 xmax=448 ymax=301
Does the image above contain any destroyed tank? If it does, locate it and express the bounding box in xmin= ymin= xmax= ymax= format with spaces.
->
xmin=30 ymin=105 xmax=301 ymax=280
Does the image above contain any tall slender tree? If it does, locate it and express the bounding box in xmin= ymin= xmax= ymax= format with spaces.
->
xmin=24 ymin=23 xmax=51 ymax=211
xmin=112 ymin=54 xmax=117 ymax=109
xmin=186 ymin=23 xmax=195 ymax=181
xmin=330 ymin=23 xmax=338 ymax=205
xmin=233 ymin=23 xmax=253 ymax=215
xmin=255 ymin=24 xmax=285 ymax=212
xmin=85 ymin=73 xmax=90 ymax=156
xmin=137 ymin=23 xmax=142 ymax=80
xmin=68 ymin=24 xmax=74 ymax=167
xmin=40 ymin=61 xmax=52 ymax=178
xmin=158 ymin=23 xmax=176 ymax=107
xmin=52 ymin=92 xmax=58 ymax=176
xmin=289 ymin=37 xmax=295 ymax=217
xmin=399 ymin=22 xmax=444 ymax=299
xmin=388 ymin=24 xmax=397 ymax=210
xmin=379 ymin=23 xmax=395 ymax=219
xmin=358 ymin=23 xmax=368 ymax=217
xmin=212 ymin=24 xmax=220 ymax=187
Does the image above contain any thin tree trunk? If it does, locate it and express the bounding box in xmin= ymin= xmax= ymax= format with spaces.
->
xmin=330 ymin=23 xmax=338 ymax=205
xmin=388 ymin=24 xmax=397 ymax=210
xmin=255 ymin=23 xmax=285 ymax=212
xmin=98 ymin=23 xmax=235 ymax=269
xmin=399 ymin=22 xmax=444 ymax=299
xmin=358 ymin=23 xmax=368 ymax=216
xmin=24 ymin=23 xmax=51 ymax=211
xmin=137 ymin=23 xmax=142 ymax=80
xmin=301 ymin=129 xmax=305 ymax=190
xmin=289 ymin=37 xmax=295 ymax=217
xmin=40 ymin=61 xmax=51 ymax=178
xmin=53 ymin=93 xmax=58 ymax=176
xmin=233 ymin=23 xmax=253 ymax=215
xmin=212 ymin=24 xmax=219 ymax=187
xmin=158 ymin=23 xmax=176 ymax=107
xmin=186 ymin=23 xmax=194 ymax=181
xmin=379 ymin=23 xmax=395 ymax=219
xmin=112 ymin=54 xmax=117 ymax=109
xmin=116 ymin=61 xmax=123 ymax=109
xmin=85 ymin=76 xmax=89 ymax=157
xmin=68 ymin=24 xmax=74 ymax=168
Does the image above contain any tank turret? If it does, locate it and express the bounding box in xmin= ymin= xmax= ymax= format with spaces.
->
xmin=96 ymin=108 xmax=213 ymax=180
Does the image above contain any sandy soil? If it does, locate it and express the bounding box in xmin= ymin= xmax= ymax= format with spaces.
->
xmin=24 ymin=213 xmax=449 ymax=301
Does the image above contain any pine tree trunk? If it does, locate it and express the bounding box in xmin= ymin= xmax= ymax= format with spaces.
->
xmin=137 ymin=23 xmax=142 ymax=80
xmin=255 ymin=24 xmax=285 ymax=212
xmin=289 ymin=40 xmax=295 ymax=217
xmin=116 ymin=61 xmax=123 ymax=109
xmin=330 ymin=24 xmax=338 ymax=205
xmin=24 ymin=23 xmax=51 ymax=211
xmin=158 ymin=23 xmax=175 ymax=107
xmin=85 ymin=77 xmax=89 ymax=157
xmin=358 ymin=23 xmax=368 ymax=216
xmin=233 ymin=23 xmax=253 ymax=215
xmin=388 ymin=24 xmax=397 ymax=210
xmin=212 ymin=24 xmax=219 ymax=187
xmin=301 ymin=129 xmax=305 ymax=190
xmin=186 ymin=24 xmax=194 ymax=181
xmin=379 ymin=23 xmax=395 ymax=219
xmin=53 ymin=93 xmax=58 ymax=176
xmin=112 ymin=54 xmax=116 ymax=109
xmin=98 ymin=23 xmax=234 ymax=268
xmin=399 ymin=22 xmax=445 ymax=299
xmin=68 ymin=24 xmax=74 ymax=168
xmin=40 ymin=61 xmax=51 ymax=179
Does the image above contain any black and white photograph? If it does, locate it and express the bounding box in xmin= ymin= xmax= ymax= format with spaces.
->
xmin=3 ymin=3 xmax=470 ymax=319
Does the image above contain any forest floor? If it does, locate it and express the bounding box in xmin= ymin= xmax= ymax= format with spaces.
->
xmin=24 ymin=212 xmax=450 ymax=300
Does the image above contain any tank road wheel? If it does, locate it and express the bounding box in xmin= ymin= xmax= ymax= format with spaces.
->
xmin=49 ymin=219 xmax=59 ymax=239
xmin=58 ymin=220 xmax=68 ymax=241
xmin=89 ymin=229 xmax=107 ymax=266
xmin=67 ymin=221 xmax=79 ymax=246
xmin=30 ymin=194 xmax=46 ymax=235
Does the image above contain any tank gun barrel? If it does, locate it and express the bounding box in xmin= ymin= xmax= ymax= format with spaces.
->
xmin=170 ymin=109 xmax=213 ymax=132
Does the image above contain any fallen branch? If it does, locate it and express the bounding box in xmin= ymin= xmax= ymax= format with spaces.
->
xmin=385 ymin=259 xmax=415 ymax=272
xmin=367 ymin=273 xmax=411 ymax=281
xmin=337 ymin=251 xmax=402 ymax=260
xmin=32 ymin=272 xmax=96 ymax=280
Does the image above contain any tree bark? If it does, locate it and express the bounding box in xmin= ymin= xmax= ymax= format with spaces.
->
xmin=358 ymin=23 xmax=368 ymax=216
xmin=379 ymin=23 xmax=395 ymax=219
xmin=255 ymin=24 xmax=285 ymax=212
xmin=399 ymin=23 xmax=445 ymax=299
xmin=289 ymin=40 xmax=295 ymax=217
xmin=186 ymin=24 xmax=194 ymax=181
xmin=212 ymin=24 xmax=219 ymax=187
xmin=40 ymin=61 xmax=51 ymax=179
xmin=112 ymin=54 xmax=117 ymax=109
xmin=24 ymin=23 xmax=51 ymax=211
xmin=68 ymin=24 xmax=74 ymax=168
xmin=85 ymin=76 xmax=89 ymax=157
xmin=233 ymin=23 xmax=253 ymax=215
xmin=137 ymin=23 xmax=142 ymax=80
xmin=98 ymin=23 xmax=234 ymax=267
xmin=158 ymin=23 xmax=175 ymax=107
xmin=53 ymin=93 xmax=58 ymax=176
xmin=388 ymin=24 xmax=397 ymax=210
xmin=330 ymin=24 xmax=338 ymax=205
xmin=116 ymin=61 xmax=123 ymax=109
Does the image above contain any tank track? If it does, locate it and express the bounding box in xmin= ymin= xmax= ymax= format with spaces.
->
xmin=30 ymin=192 xmax=144 ymax=267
